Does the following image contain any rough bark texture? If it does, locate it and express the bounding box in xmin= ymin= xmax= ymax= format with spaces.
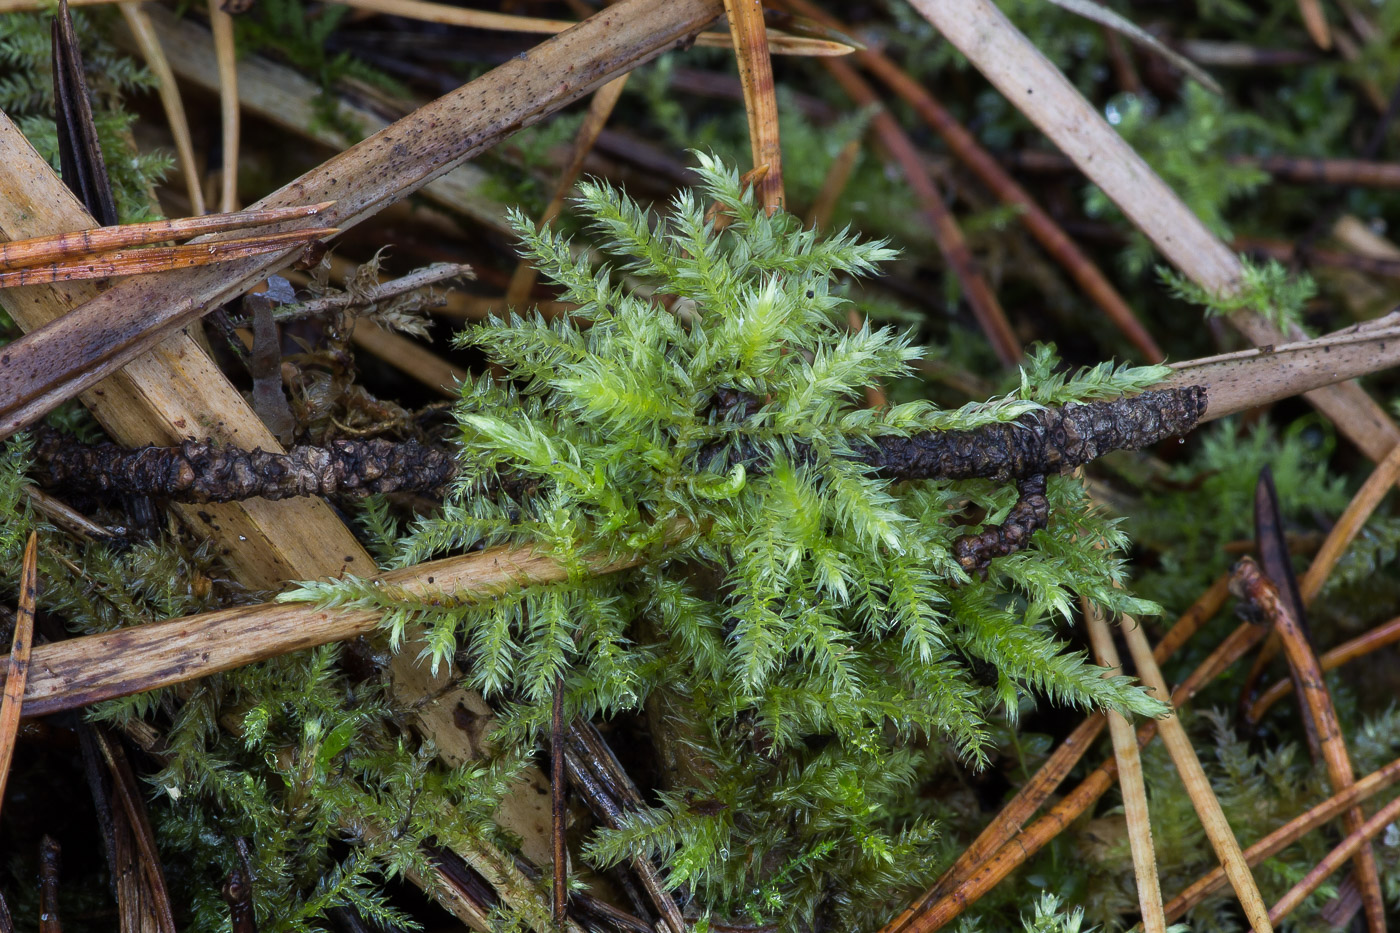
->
xmin=35 ymin=430 xmax=458 ymax=503
xmin=33 ymin=388 xmax=1207 ymax=504
xmin=864 ymin=387 xmax=1206 ymax=482
xmin=952 ymin=474 xmax=1049 ymax=574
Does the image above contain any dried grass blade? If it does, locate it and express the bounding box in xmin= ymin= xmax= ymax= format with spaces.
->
xmin=0 ymin=227 xmax=337 ymax=287
xmin=1120 ymin=616 xmax=1273 ymax=933
xmin=118 ymin=2 xmax=205 ymax=215
xmin=0 ymin=203 xmax=333 ymax=271
xmin=0 ymin=533 xmax=38 ymax=817
xmin=348 ymin=324 xmax=468 ymax=398
xmin=1300 ymin=439 xmax=1400 ymax=603
xmin=1084 ymin=604 xmax=1167 ymax=933
xmin=208 ymin=0 xmax=240 ymax=212
xmin=725 ymin=0 xmax=784 ymax=212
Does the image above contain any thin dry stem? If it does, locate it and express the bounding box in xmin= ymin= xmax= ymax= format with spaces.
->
xmin=1084 ymin=604 xmax=1166 ymax=933
xmin=0 ymin=203 xmax=332 ymax=270
xmin=0 ymin=533 xmax=37 ymax=817
xmin=208 ymin=0 xmax=239 ymax=212
xmin=0 ymin=227 xmax=336 ymax=287
xmin=1250 ymin=614 xmax=1400 ymax=721
xmin=725 ymin=0 xmax=784 ymax=212
xmin=118 ymin=2 xmax=204 ymax=215
xmin=505 ymin=74 xmax=629 ymax=308
xmin=1120 ymin=616 xmax=1274 ymax=933
xmin=1233 ymin=557 xmax=1386 ymax=933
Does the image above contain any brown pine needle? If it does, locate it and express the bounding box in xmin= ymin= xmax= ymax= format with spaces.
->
xmin=821 ymin=57 xmax=1021 ymax=367
xmin=886 ymin=583 xmax=1252 ymax=933
xmin=1233 ymin=558 xmax=1386 ymax=933
xmin=725 ymin=0 xmax=784 ymax=213
xmin=1120 ymin=615 xmax=1274 ymax=933
xmin=779 ymin=0 xmax=1163 ymax=362
xmin=1084 ymin=604 xmax=1167 ymax=933
xmin=1301 ymin=439 xmax=1400 ymax=604
xmin=505 ymin=73 xmax=629 ymax=309
xmin=0 ymin=202 xmax=333 ymax=271
xmin=551 ymin=674 xmax=568 ymax=933
xmin=324 ymin=0 xmax=854 ymax=55
xmin=889 ymin=573 xmax=1229 ymax=927
xmin=1164 ymin=752 xmax=1400 ymax=920
xmin=0 ymin=227 xmax=337 ymax=287
xmin=1270 ymin=792 xmax=1400 ymax=924
xmin=806 ymin=136 xmax=860 ymax=232
xmin=0 ymin=533 xmax=38 ymax=819
xmin=1250 ymin=614 xmax=1400 ymax=721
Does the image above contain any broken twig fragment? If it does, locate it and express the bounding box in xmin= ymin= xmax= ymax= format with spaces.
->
xmin=34 ymin=389 xmax=1206 ymax=504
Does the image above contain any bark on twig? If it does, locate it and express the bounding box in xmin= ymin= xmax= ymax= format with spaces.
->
xmin=909 ymin=0 xmax=1400 ymax=464
xmin=33 ymin=389 xmax=1207 ymax=504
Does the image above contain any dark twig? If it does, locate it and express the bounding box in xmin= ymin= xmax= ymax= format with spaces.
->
xmin=952 ymin=474 xmax=1048 ymax=573
xmin=34 ymin=388 xmax=1207 ymax=503
xmin=222 ymin=838 xmax=258 ymax=933
xmin=39 ymin=835 xmax=62 ymax=933
xmin=551 ymin=675 xmax=568 ymax=933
